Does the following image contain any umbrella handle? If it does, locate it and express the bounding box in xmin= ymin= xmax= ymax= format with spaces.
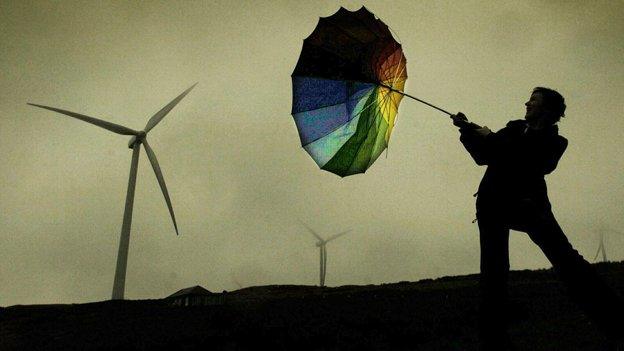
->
xmin=380 ymin=84 xmax=452 ymax=116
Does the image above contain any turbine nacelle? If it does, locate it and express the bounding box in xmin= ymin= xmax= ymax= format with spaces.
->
xmin=128 ymin=130 xmax=147 ymax=148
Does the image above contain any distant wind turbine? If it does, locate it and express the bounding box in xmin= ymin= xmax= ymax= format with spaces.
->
xmin=28 ymin=83 xmax=197 ymax=300
xmin=593 ymin=226 xmax=624 ymax=263
xmin=594 ymin=231 xmax=607 ymax=263
xmin=299 ymin=221 xmax=351 ymax=287
xmin=232 ymin=277 xmax=244 ymax=290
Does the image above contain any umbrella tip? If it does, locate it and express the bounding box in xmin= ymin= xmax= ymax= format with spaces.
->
xmin=336 ymin=6 xmax=351 ymax=15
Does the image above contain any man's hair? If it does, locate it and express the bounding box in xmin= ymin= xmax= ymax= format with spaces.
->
xmin=533 ymin=87 xmax=566 ymax=122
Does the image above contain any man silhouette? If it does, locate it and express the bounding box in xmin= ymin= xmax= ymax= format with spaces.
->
xmin=451 ymin=87 xmax=623 ymax=350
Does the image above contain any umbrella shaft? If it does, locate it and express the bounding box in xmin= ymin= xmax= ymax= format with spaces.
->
xmin=380 ymin=84 xmax=452 ymax=116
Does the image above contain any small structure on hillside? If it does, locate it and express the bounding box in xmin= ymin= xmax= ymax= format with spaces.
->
xmin=167 ymin=285 xmax=224 ymax=306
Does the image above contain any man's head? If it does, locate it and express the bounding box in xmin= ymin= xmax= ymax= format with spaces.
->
xmin=524 ymin=87 xmax=566 ymax=125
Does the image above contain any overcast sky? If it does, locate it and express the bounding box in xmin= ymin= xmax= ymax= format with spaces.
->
xmin=1 ymin=0 xmax=623 ymax=306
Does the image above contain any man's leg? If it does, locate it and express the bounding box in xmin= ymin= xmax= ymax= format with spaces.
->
xmin=524 ymin=209 xmax=624 ymax=339
xmin=477 ymin=213 xmax=511 ymax=350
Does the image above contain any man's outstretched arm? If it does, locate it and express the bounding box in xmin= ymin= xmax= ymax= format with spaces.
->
xmin=451 ymin=112 xmax=494 ymax=166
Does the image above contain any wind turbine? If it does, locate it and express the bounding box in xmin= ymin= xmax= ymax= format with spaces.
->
xmin=232 ymin=277 xmax=244 ymax=290
xmin=300 ymin=221 xmax=351 ymax=287
xmin=593 ymin=226 xmax=624 ymax=263
xmin=28 ymin=83 xmax=196 ymax=300
xmin=594 ymin=230 xmax=607 ymax=263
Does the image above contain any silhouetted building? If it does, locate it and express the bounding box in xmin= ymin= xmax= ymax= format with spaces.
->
xmin=167 ymin=285 xmax=223 ymax=306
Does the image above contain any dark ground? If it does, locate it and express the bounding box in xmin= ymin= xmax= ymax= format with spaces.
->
xmin=2 ymin=262 xmax=623 ymax=350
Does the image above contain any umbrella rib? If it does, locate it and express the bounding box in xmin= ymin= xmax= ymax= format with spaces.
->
xmin=360 ymin=8 xmax=393 ymax=38
xmin=385 ymin=20 xmax=403 ymax=43
xmin=384 ymin=88 xmax=399 ymax=145
xmin=377 ymin=87 xmax=395 ymax=144
xmin=387 ymin=65 xmax=406 ymax=87
xmin=381 ymin=86 xmax=401 ymax=110
xmin=388 ymin=92 xmax=399 ymax=111
xmin=344 ymin=80 xmax=349 ymax=126
xmin=293 ymin=85 xmax=372 ymax=114
xmin=374 ymin=46 xmax=403 ymax=89
xmin=388 ymin=54 xmax=406 ymax=89
xmin=373 ymin=89 xmax=395 ymax=162
xmin=305 ymin=39 xmax=361 ymax=67
xmin=388 ymin=76 xmax=407 ymax=89
xmin=292 ymin=75 xmax=378 ymax=87
xmin=377 ymin=52 xmax=393 ymax=83
xmin=375 ymin=96 xmax=393 ymax=163
xmin=392 ymin=56 xmax=406 ymax=87
xmin=350 ymin=12 xmax=386 ymax=39
xmin=381 ymin=89 xmax=394 ymax=135
xmin=336 ymin=80 xmax=389 ymax=174
xmin=323 ymin=19 xmax=370 ymax=45
xmin=369 ymin=46 xmax=378 ymax=89
xmin=364 ymin=96 xmax=388 ymax=167
xmin=306 ymin=84 xmax=385 ymax=147
xmin=370 ymin=41 xmax=384 ymax=86
xmin=343 ymin=88 xmax=388 ymax=172
xmin=379 ymin=51 xmax=404 ymax=86
xmin=332 ymin=14 xmax=391 ymax=44
xmin=301 ymin=88 xmax=379 ymax=146
xmin=378 ymin=93 xmax=392 ymax=163
xmin=378 ymin=86 xmax=398 ymax=121
xmin=294 ymin=100 xmax=347 ymax=115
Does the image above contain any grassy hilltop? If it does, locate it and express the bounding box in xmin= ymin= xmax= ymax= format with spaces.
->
xmin=2 ymin=262 xmax=623 ymax=350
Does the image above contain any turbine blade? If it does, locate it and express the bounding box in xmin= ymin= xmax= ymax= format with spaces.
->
xmin=142 ymin=139 xmax=179 ymax=235
xmin=326 ymin=229 xmax=352 ymax=243
xmin=299 ymin=220 xmax=324 ymax=241
xmin=608 ymin=229 xmax=624 ymax=236
xmin=144 ymin=83 xmax=197 ymax=133
xmin=28 ymin=103 xmax=139 ymax=135
xmin=112 ymin=143 xmax=141 ymax=300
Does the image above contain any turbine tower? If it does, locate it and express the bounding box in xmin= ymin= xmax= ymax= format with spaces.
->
xmin=232 ymin=278 xmax=243 ymax=290
xmin=300 ymin=221 xmax=351 ymax=287
xmin=594 ymin=230 xmax=607 ymax=263
xmin=29 ymin=83 xmax=196 ymax=300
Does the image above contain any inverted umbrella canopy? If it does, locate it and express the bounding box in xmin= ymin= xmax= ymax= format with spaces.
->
xmin=292 ymin=6 xmax=407 ymax=177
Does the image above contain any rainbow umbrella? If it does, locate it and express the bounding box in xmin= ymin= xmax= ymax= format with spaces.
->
xmin=291 ymin=7 xmax=451 ymax=177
